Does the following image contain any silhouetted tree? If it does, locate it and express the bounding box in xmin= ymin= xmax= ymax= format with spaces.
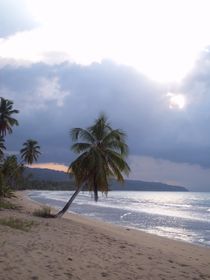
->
xmin=20 ymin=139 xmax=41 ymax=165
xmin=0 ymin=97 xmax=19 ymax=136
xmin=55 ymin=114 xmax=130 ymax=217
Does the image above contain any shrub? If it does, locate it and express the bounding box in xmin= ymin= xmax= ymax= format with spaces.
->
xmin=0 ymin=180 xmax=15 ymax=198
xmin=0 ymin=217 xmax=36 ymax=231
xmin=33 ymin=206 xmax=54 ymax=218
xmin=0 ymin=199 xmax=18 ymax=210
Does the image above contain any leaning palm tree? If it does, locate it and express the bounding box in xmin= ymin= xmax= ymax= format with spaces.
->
xmin=20 ymin=139 xmax=41 ymax=165
xmin=55 ymin=114 xmax=130 ymax=218
xmin=0 ymin=97 xmax=19 ymax=136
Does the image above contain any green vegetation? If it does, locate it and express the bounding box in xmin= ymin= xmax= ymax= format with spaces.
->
xmin=0 ymin=97 xmax=19 ymax=136
xmin=0 ymin=136 xmax=6 ymax=159
xmin=55 ymin=113 xmax=130 ymax=217
xmin=22 ymin=179 xmax=75 ymax=190
xmin=0 ymin=97 xmax=41 ymax=198
xmin=1 ymin=155 xmax=25 ymax=193
xmin=33 ymin=206 xmax=53 ymax=218
xmin=20 ymin=139 xmax=41 ymax=165
xmin=0 ymin=217 xmax=36 ymax=231
xmin=0 ymin=199 xmax=18 ymax=210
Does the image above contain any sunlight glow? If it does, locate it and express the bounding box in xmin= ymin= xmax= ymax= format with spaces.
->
xmin=1 ymin=0 xmax=210 ymax=83
xmin=29 ymin=163 xmax=68 ymax=172
xmin=167 ymin=93 xmax=186 ymax=109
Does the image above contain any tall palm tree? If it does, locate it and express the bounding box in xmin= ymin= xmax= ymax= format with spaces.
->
xmin=55 ymin=114 xmax=130 ymax=218
xmin=0 ymin=97 xmax=19 ymax=136
xmin=20 ymin=139 xmax=41 ymax=165
xmin=0 ymin=136 xmax=6 ymax=160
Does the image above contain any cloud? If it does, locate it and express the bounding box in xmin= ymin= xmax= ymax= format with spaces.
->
xmin=0 ymin=0 xmax=37 ymax=38
xmin=129 ymin=155 xmax=210 ymax=191
xmin=0 ymin=57 xmax=210 ymax=190
xmin=1 ymin=0 xmax=210 ymax=83
xmin=30 ymin=163 xmax=68 ymax=172
xmin=35 ymin=77 xmax=70 ymax=108
xmin=0 ymin=74 xmax=69 ymax=111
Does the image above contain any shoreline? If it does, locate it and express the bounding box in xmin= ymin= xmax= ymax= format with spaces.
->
xmin=28 ymin=189 xmax=210 ymax=248
xmin=25 ymin=190 xmax=210 ymax=249
xmin=0 ymin=191 xmax=210 ymax=279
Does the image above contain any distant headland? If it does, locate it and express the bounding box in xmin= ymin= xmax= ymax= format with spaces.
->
xmin=24 ymin=168 xmax=189 ymax=192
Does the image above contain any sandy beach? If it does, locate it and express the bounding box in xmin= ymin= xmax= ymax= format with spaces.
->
xmin=0 ymin=192 xmax=210 ymax=280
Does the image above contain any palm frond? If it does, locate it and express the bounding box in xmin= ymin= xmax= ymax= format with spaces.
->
xmin=88 ymin=113 xmax=111 ymax=140
xmin=71 ymin=142 xmax=91 ymax=154
xmin=103 ymin=129 xmax=126 ymax=142
xmin=106 ymin=150 xmax=130 ymax=175
xmin=71 ymin=128 xmax=95 ymax=143
xmin=102 ymin=129 xmax=128 ymax=155
xmin=107 ymin=158 xmax=124 ymax=183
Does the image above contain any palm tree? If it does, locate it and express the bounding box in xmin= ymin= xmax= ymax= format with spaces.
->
xmin=20 ymin=139 xmax=41 ymax=165
xmin=0 ymin=136 xmax=6 ymax=160
xmin=55 ymin=114 xmax=130 ymax=218
xmin=1 ymin=140 xmax=41 ymax=193
xmin=0 ymin=97 xmax=19 ymax=136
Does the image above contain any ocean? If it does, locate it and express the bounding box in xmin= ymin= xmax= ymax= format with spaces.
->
xmin=28 ymin=191 xmax=210 ymax=247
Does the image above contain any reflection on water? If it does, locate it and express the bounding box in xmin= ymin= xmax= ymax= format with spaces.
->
xmin=29 ymin=191 xmax=210 ymax=247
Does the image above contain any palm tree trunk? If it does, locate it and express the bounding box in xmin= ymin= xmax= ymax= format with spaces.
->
xmin=93 ymin=175 xmax=98 ymax=202
xmin=54 ymin=186 xmax=82 ymax=218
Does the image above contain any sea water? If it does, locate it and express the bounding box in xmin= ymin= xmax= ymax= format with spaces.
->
xmin=28 ymin=191 xmax=210 ymax=247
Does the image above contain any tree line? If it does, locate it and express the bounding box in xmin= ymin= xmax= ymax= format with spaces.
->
xmin=0 ymin=97 xmax=41 ymax=197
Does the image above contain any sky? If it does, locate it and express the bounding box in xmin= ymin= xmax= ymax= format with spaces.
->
xmin=0 ymin=0 xmax=210 ymax=191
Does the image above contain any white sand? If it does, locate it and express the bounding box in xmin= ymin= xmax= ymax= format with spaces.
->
xmin=0 ymin=191 xmax=210 ymax=280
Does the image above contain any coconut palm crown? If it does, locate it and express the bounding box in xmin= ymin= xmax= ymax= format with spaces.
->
xmin=20 ymin=139 xmax=41 ymax=165
xmin=69 ymin=113 xmax=130 ymax=201
xmin=0 ymin=97 xmax=19 ymax=136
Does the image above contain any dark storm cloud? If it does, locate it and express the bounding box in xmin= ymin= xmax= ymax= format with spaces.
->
xmin=174 ymin=49 xmax=210 ymax=166
xmin=0 ymin=0 xmax=37 ymax=38
xmin=0 ymin=58 xmax=210 ymax=168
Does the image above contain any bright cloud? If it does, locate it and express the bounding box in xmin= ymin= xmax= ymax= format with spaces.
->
xmin=1 ymin=76 xmax=69 ymax=110
xmin=36 ymin=77 xmax=70 ymax=107
xmin=167 ymin=93 xmax=186 ymax=109
xmin=1 ymin=0 xmax=210 ymax=82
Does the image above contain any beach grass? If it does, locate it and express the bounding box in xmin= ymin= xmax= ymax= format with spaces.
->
xmin=0 ymin=199 xmax=18 ymax=210
xmin=0 ymin=217 xmax=37 ymax=231
xmin=33 ymin=206 xmax=54 ymax=218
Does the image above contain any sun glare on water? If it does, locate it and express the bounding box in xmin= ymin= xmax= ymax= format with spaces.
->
xmin=167 ymin=93 xmax=186 ymax=109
